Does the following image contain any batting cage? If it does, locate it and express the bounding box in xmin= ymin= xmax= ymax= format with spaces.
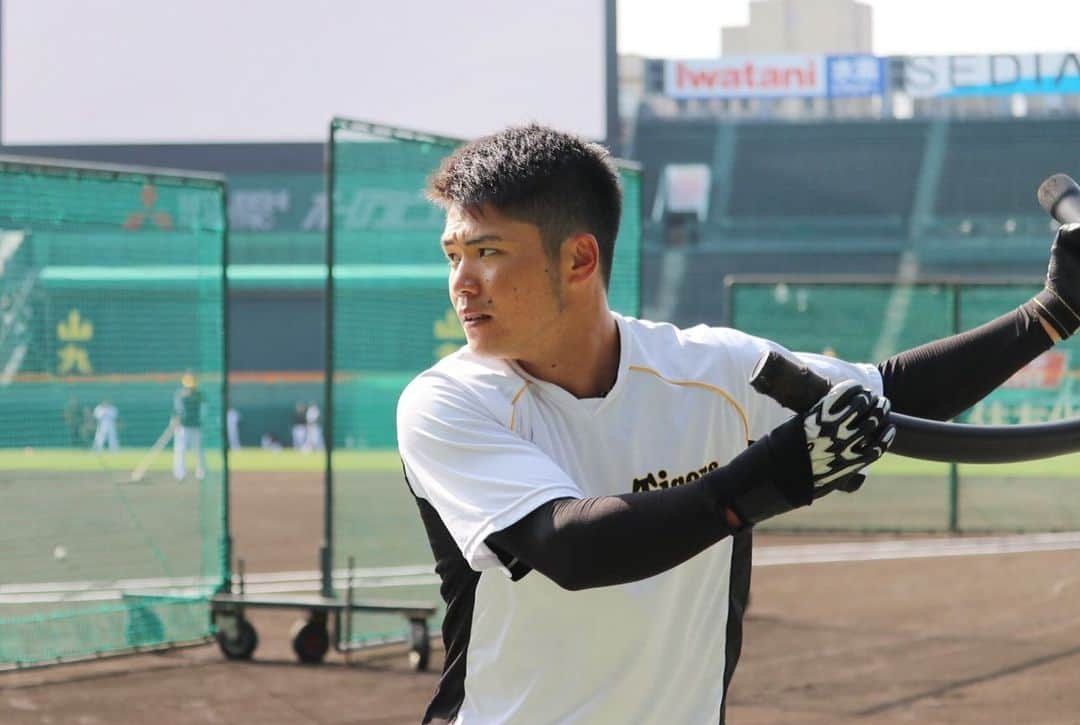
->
xmin=0 ymin=157 xmax=228 ymax=667
xmin=727 ymin=276 xmax=1080 ymax=533
xmin=326 ymin=118 xmax=642 ymax=645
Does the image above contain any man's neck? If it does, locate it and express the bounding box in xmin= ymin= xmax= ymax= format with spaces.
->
xmin=517 ymin=310 xmax=620 ymax=399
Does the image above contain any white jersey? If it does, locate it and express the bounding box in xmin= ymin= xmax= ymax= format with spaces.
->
xmin=397 ymin=313 xmax=881 ymax=724
xmin=93 ymin=404 xmax=118 ymax=426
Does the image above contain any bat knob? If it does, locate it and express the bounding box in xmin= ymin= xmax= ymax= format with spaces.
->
xmin=750 ymin=351 xmax=833 ymax=414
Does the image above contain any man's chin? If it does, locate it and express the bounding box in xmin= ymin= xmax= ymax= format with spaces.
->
xmin=465 ymin=337 xmax=507 ymax=359
xmin=466 ymin=338 xmax=490 ymax=354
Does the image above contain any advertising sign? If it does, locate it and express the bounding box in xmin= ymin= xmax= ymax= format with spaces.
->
xmin=900 ymin=53 xmax=1080 ymax=97
xmin=665 ymin=54 xmax=884 ymax=99
xmin=665 ymin=55 xmax=827 ymax=99
xmin=826 ymin=55 xmax=887 ymax=97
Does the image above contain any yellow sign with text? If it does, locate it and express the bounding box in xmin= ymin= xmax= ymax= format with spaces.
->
xmin=56 ymin=309 xmax=93 ymax=374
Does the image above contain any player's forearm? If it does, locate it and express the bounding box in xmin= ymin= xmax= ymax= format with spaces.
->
xmin=486 ymin=481 xmax=737 ymax=591
xmin=879 ymin=303 xmax=1051 ymax=421
xmin=486 ymin=418 xmax=820 ymax=591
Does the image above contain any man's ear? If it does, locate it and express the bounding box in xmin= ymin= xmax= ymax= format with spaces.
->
xmin=564 ymin=233 xmax=600 ymax=284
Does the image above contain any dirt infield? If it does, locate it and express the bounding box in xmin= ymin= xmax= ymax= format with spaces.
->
xmin=4 ymin=470 xmax=1080 ymax=723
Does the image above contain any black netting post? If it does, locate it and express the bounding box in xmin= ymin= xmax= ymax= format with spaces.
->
xmin=220 ymin=179 xmax=233 ymax=592
xmin=320 ymin=121 xmax=338 ymax=599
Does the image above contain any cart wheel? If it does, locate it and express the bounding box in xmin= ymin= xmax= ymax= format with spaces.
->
xmin=407 ymin=619 xmax=430 ymax=671
xmin=290 ymin=618 xmax=330 ymax=664
xmin=216 ymin=617 xmax=258 ymax=660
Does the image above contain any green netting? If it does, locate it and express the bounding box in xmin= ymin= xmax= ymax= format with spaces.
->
xmin=0 ymin=158 xmax=227 ymax=667
xmin=729 ymin=278 xmax=1080 ymax=532
xmin=328 ymin=119 xmax=642 ymax=643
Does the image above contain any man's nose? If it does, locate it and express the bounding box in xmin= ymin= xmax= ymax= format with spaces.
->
xmin=450 ymin=257 xmax=480 ymax=299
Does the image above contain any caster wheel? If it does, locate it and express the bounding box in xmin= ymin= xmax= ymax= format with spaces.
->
xmin=407 ymin=619 xmax=430 ymax=671
xmin=290 ymin=617 xmax=330 ymax=664
xmin=216 ymin=616 xmax=258 ymax=660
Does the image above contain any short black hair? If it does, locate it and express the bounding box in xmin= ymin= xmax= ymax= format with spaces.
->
xmin=428 ymin=124 xmax=622 ymax=288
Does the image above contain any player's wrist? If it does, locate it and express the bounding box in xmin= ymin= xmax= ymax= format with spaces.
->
xmin=1037 ymin=223 xmax=1080 ymax=340
xmin=1034 ymin=307 xmax=1063 ymax=343
xmin=1028 ymin=291 xmax=1078 ymax=341
xmin=712 ymin=416 xmax=814 ymax=527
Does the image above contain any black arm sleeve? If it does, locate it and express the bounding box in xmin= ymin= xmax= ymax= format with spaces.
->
xmin=485 ymin=419 xmax=811 ymax=591
xmin=486 ymin=484 xmax=731 ymax=591
xmin=879 ymin=302 xmax=1052 ymax=421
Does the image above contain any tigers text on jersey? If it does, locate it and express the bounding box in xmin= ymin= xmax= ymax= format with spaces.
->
xmin=397 ymin=313 xmax=881 ymax=724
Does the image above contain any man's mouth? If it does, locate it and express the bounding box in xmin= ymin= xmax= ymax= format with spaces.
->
xmin=461 ymin=312 xmax=492 ymax=326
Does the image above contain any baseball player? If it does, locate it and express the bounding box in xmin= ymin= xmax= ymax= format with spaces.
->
xmin=91 ymin=399 xmax=119 ymax=452
xmin=397 ymin=125 xmax=1080 ymax=723
xmin=291 ymin=402 xmax=307 ymax=450
xmin=304 ymin=402 xmax=324 ymax=451
xmin=226 ymin=407 xmax=241 ymax=450
xmin=173 ymin=373 xmax=208 ymax=481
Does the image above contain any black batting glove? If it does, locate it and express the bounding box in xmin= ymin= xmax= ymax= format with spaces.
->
xmin=802 ymin=381 xmax=895 ymax=499
xmin=1031 ymin=222 xmax=1080 ymax=340
xmin=724 ymin=381 xmax=895 ymax=526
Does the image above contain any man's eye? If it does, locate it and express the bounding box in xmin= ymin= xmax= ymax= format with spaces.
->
xmin=445 ymin=254 xmax=459 ymax=266
xmin=478 ymin=248 xmax=498 ymax=257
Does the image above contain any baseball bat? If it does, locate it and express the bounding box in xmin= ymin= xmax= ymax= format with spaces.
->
xmin=129 ymin=419 xmax=177 ymax=483
xmin=1037 ymin=173 xmax=1080 ymax=224
xmin=748 ymin=173 xmax=1080 ymax=464
xmin=750 ymin=351 xmax=1080 ymax=463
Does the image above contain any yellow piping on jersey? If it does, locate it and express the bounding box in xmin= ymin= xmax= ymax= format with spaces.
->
xmin=628 ymin=365 xmax=749 ymax=440
xmin=508 ymin=381 xmax=530 ymax=429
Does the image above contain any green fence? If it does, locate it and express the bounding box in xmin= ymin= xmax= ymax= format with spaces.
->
xmin=327 ymin=119 xmax=642 ymax=642
xmin=0 ymin=157 xmax=228 ymax=667
xmin=727 ymin=276 xmax=1080 ymax=532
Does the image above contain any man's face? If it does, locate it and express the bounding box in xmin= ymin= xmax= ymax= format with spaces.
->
xmin=441 ymin=203 xmax=565 ymax=362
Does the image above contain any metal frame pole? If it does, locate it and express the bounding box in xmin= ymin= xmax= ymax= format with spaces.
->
xmin=631 ymin=168 xmax=643 ymax=318
xmin=0 ymin=0 xmax=5 ymax=146
xmin=723 ymin=276 xmax=735 ymax=328
xmin=220 ymin=179 xmax=233 ymax=591
xmin=320 ymin=122 xmax=338 ymax=598
xmin=948 ymin=283 xmax=961 ymax=532
xmin=604 ymin=0 xmax=619 ymax=154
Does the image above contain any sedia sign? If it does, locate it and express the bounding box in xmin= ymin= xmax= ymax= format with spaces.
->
xmin=900 ymin=53 xmax=1080 ymax=98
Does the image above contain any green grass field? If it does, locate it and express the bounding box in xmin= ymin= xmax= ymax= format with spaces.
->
xmin=4 ymin=445 xmax=1079 ymax=665
xmin=3 ymin=447 xmax=1080 ymax=476
xmin=4 ymin=445 xmax=1079 ymax=536
xmin=0 ymin=447 xmax=402 ymax=473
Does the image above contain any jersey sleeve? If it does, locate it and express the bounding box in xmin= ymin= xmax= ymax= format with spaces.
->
xmin=397 ymin=373 xmax=584 ymax=574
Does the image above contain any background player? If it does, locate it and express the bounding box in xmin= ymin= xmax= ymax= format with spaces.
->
xmin=226 ymin=406 xmax=241 ymax=450
xmin=290 ymin=402 xmax=307 ymax=450
xmin=173 ymin=373 xmax=208 ymax=481
xmin=397 ymin=124 xmax=1080 ymax=723
xmin=303 ymin=402 xmax=323 ymax=452
xmin=91 ymin=398 xmax=119 ymax=452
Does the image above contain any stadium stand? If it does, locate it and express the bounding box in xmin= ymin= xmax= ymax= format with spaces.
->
xmin=917 ymin=119 xmax=1080 ymax=275
xmin=725 ymin=120 xmax=927 ymax=238
xmin=632 ymin=116 xmax=1080 ymax=327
